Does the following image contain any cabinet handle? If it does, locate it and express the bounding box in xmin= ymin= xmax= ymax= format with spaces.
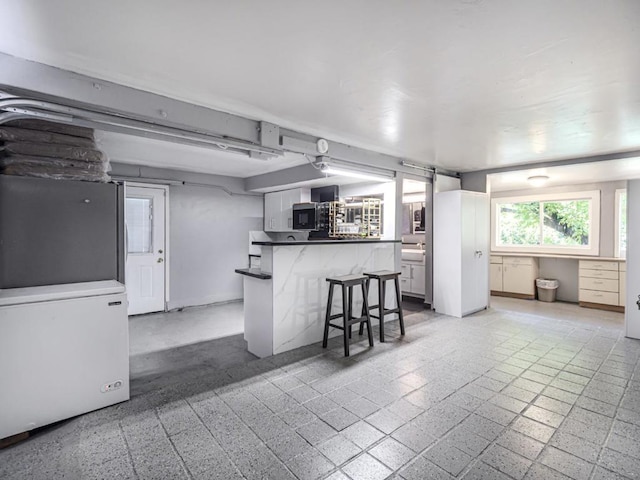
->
xmin=594 ymin=281 xmax=603 ymax=285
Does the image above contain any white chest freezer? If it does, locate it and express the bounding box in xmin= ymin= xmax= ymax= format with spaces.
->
xmin=0 ymin=280 xmax=129 ymax=439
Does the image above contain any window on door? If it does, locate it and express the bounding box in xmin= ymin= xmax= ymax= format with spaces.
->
xmin=126 ymin=197 xmax=153 ymax=254
xmin=491 ymin=190 xmax=600 ymax=255
xmin=615 ymin=189 xmax=627 ymax=258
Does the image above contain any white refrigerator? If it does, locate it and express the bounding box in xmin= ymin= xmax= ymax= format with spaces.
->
xmin=0 ymin=280 xmax=129 ymax=439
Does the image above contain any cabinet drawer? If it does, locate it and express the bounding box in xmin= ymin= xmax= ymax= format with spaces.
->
xmin=579 ymin=277 xmax=619 ymax=293
xmin=503 ymin=256 xmax=534 ymax=266
xmin=490 ymin=256 xmax=502 ymax=264
xmin=579 ymin=289 xmax=618 ymax=306
xmin=619 ymin=262 xmax=626 ymax=272
xmin=579 ymin=269 xmax=618 ymax=280
xmin=579 ymin=260 xmax=618 ymax=271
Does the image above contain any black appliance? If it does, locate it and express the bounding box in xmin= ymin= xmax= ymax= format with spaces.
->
xmin=292 ymin=202 xmax=318 ymax=230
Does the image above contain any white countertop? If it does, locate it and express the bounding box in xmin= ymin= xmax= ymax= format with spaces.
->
xmin=491 ymin=252 xmax=625 ymax=262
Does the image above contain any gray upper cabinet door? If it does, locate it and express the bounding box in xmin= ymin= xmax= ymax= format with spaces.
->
xmin=0 ymin=176 xmax=122 ymax=288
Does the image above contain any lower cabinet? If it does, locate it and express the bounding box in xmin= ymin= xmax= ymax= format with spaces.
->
xmin=620 ymin=263 xmax=626 ymax=307
xmin=490 ymin=257 xmax=503 ymax=291
xmin=401 ymin=262 xmax=425 ymax=296
xmin=490 ymin=256 xmax=539 ymax=299
xmin=579 ymin=260 xmax=625 ymax=311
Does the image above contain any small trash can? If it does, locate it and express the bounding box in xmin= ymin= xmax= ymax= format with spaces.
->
xmin=536 ymin=278 xmax=559 ymax=302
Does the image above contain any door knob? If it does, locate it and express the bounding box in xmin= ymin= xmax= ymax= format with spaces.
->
xmin=475 ymin=250 xmax=483 ymax=257
xmin=157 ymin=258 xmax=164 ymax=263
xmin=636 ymin=295 xmax=640 ymax=310
xmin=158 ymin=249 xmax=163 ymax=254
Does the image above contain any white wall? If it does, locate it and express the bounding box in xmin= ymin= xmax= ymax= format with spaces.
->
xmin=339 ymin=181 xmax=396 ymax=240
xmin=626 ymin=179 xmax=640 ymax=339
xmin=169 ymin=185 xmax=262 ymax=309
xmin=434 ymin=174 xmax=460 ymax=192
xmin=111 ymin=163 xmax=263 ymax=310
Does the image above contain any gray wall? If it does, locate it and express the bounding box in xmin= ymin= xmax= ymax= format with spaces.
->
xmin=111 ymin=163 xmax=263 ymax=310
xmin=460 ymin=171 xmax=488 ymax=193
xmin=492 ymin=180 xmax=626 ymax=303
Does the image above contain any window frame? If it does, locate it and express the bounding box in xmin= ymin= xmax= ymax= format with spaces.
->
xmin=491 ymin=190 xmax=600 ymax=256
xmin=615 ymin=188 xmax=627 ymax=259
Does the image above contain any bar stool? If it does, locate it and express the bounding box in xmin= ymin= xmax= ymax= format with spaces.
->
xmin=360 ymin=270 xmax=405 ymax=342
xmin=323 ymin=274 xmax=374 ymax=357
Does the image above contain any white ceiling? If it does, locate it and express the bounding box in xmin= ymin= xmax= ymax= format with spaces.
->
xmin=2 ymin=0 xmax=640 ymax=175
xmin=489 ymin=157 xmax=640 ymax=192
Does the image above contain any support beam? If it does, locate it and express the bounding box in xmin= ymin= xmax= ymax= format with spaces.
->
xmin=279 ymin=128 xmax=433 ymax=177
xmin=244 ymin=164 xmax=325 ymax=192
xmin=460 ymin=149 xmax=640 ymax=193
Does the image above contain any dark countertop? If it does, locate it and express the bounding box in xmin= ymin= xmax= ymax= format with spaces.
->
xmin=234 ymin=268 xmax=272 ymax=280
xmin=253 ymin=239 xmax=401 ymax=246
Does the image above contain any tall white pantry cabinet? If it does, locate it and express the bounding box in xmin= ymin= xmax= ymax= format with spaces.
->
xmin=434 ymin=190 xmax=490 ymax=318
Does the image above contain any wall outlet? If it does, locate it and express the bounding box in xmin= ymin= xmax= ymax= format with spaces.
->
xmin=101 ymin=380 xmax=124 ymax=393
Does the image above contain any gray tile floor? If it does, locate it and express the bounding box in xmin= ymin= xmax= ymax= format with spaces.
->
xmin=3 ymin=298 xmax=640 ymax=480
xmin=129 ymin=300 xmax=244 ymax=356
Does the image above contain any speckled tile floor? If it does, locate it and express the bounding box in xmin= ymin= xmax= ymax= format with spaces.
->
xmin=2 ymin=298 xmax=640 ymax=480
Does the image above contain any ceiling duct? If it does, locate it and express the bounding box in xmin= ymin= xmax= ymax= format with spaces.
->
xmin=0 ymin=92 xmax=282 ymax=159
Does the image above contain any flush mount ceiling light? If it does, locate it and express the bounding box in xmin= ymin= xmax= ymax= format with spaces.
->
xmin=527 ymin=175 xmax=550 ymax=187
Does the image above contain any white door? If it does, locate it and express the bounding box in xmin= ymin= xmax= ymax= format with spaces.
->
xmin=475 ymin=194 xmax=490 ymax=309
xmin=125 ymin=185 xmax=167 ymax=315
xmin=461 ymin=193 xmax=477 ymax=314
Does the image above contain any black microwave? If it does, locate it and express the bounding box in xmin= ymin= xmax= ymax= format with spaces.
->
xmin=292 ymin=202 xmax=318 ymax=230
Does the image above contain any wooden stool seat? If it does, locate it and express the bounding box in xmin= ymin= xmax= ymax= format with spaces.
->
xmin=323 ymin=275 xmax=374 ymax=357
xmin=360 ymin=271 xmax=405 ymax=342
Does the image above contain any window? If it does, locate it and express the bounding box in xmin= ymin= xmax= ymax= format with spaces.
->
xmin=126 ymin=197 xmax=153 ymax=253
xmin=615 ymin=189 xmax=627 ymax=258
xmin=491 ymin=191 xmax=600 ymax=255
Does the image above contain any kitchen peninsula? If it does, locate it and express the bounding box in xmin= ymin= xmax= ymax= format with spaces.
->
xmin=236 ymin=239 xmax=400 ymax=357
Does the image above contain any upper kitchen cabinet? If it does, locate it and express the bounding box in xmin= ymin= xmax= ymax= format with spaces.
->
xmin=434 ymin=190 xmax=490 ymax=318
xmin=264 ymin=188 xmax=310 ymax=232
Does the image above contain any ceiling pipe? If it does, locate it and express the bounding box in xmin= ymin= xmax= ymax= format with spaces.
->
xmin=0 ymin=95 xmax=282 ymax=158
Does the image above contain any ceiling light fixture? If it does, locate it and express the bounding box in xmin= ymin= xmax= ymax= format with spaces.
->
xmin=527 ymin=175 xmax=550 ymax=187
xmin=322 ymin=166 xmax=393 ymax=182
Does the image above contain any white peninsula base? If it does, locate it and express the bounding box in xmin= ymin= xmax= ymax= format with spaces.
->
xmin=241 ymin=240 xmax=399 ymax=357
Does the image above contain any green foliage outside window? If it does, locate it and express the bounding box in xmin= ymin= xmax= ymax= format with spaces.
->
xmin=498 ymin=199 xmax=590 ymax=247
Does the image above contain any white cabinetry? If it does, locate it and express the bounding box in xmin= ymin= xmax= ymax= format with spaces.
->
xmin=264 ymin=188 xmax=310 ymax=232
xmin=434 ymin=190 xmax=489 ymax=318
xmin=620 ymin=262 xmax=626 ymax=307
xmin=490 ymin=256 xmax=538 ymax=298
xmin=502 ymin=257 xmax=539 ymax=297
xmin=579 ymin=260 xmax=624 ymax=311
xmin=490 ymin=256 xmax=503 ymax=292
xmin=401 ymin=262 xmax=425 ymax=296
